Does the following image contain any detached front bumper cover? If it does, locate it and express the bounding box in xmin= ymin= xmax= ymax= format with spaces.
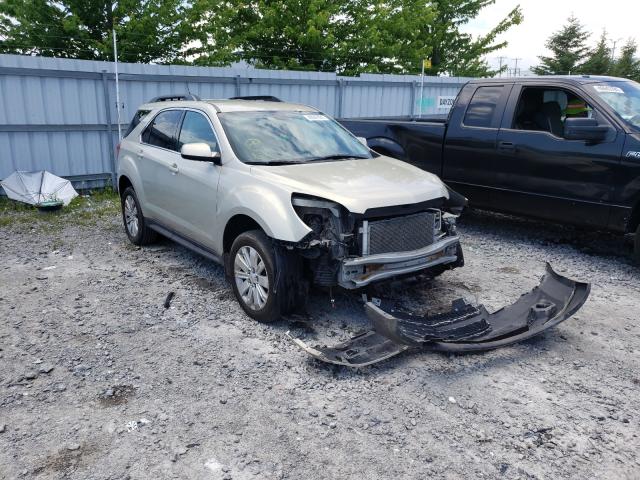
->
xmin=289 ymin=263 xmax=590 ymax=367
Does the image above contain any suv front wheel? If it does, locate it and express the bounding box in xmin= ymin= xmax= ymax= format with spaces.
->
xmin=230 ymin=230 xmax=302 ymax=323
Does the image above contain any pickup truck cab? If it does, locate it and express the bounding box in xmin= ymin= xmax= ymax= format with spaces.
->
xmin=340 ymin=76 xmax=640 ymax=259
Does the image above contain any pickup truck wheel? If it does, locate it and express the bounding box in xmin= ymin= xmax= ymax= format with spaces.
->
xmin=230 ymin=230 xmax=284 ymax=323
xmin=121 ymin=187 xmax=157 ymax=245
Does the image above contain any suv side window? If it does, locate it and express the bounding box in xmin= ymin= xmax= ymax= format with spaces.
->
xmin=142 ymin=110 xmax=183 ymax=151
xmin=463 ymin=86 xmax=504 ymax=128
xmin=125 ymin=109 xmax=151 ymax=137
xmin=178 ymin=111 xmax=218 ymax=151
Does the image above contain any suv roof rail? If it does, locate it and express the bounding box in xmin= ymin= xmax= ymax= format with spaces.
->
xmin=229 ymin=95 xmax=282 ymax=102
xmin=149 ymin=93 xmax=201 ymax=103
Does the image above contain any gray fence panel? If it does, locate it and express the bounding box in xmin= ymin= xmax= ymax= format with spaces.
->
xmin=0 ymin=54 xmax=471 ymax=188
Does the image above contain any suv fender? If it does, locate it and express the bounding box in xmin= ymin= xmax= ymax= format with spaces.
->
xmin=118 ymin=154 xmax=146 ymax=205
xmin=216 ymin=184 xmax=312 ymax=248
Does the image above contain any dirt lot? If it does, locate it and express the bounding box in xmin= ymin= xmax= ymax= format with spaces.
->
xmin=1 ymin=192 xmax=639 ymax=480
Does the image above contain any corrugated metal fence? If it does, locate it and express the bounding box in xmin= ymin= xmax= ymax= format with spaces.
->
xmin=0 ymin=54 xmax=470 ymax=189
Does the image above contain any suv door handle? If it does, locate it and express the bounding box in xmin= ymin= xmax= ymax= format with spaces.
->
xmin=168 ymin=162 xmax=179 ymax=174
xmin=498 ymin=141 xmax=516 ymax=151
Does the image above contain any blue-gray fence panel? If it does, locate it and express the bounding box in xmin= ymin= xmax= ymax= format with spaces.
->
xmin=0 ymin=54 xmax=470 ymax=188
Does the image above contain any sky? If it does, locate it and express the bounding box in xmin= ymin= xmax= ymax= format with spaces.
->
xmin=462 ymin=0 xmax=639 ymax=74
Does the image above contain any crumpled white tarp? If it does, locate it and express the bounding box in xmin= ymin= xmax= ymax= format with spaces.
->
xmin=0 ymin=171 xmax=78 ymax=206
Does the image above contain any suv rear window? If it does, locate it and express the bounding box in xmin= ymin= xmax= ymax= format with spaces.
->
xmin=141 ymin=110 xmax=183 ymax=150
xmin=125 ymin=109 xmax=151 ymax=137
xmin=464 ymin=86 xmax=504 ymax=128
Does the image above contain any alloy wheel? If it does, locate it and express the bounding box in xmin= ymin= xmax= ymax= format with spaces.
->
xmin=234 ymin=245 xmax=269 ymax=310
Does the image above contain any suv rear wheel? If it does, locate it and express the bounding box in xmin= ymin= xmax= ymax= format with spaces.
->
xmin=230 ymin=230 xmax=302 ymax=322
xmin=121 ymin=187 xmax=157 ymax=245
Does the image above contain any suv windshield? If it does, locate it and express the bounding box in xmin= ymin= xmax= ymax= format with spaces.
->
xmin=218 ymin=111 xmax=372 ymax=164
xmin=586 ymin=81 xmax=640 ymax=131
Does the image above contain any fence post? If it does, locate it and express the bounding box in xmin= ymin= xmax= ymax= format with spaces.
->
xmin=410 ymin=81 xmax=417 ymax=120
xmin=336 ymin=79 xmax=345 ymax=118
xmin=234 ymin=75 xmax=241 ymax=97
xmin=101 ymin=70 xmax=117 ymax=191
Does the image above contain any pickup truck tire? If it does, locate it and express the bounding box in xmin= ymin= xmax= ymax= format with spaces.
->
xmin=230 ymin=230 xmax=299 ymax=323
xmin=121 ymin=187 xmax=157 ymax=245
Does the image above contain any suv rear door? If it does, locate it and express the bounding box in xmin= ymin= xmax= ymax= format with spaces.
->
xmin=138 ymin=109 xmax=184 ymax=228
xmin=442 ymin=83 xmax=512 ymax=207
xmin=491 ymin=83 xmax=625 ymax=227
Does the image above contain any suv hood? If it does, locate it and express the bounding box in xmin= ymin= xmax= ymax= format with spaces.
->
xmin=249 ymin=156 xmax=449 ymax=213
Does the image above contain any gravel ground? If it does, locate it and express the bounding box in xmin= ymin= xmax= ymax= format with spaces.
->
xmin=1 ymin=195 xmax=639 ymax=480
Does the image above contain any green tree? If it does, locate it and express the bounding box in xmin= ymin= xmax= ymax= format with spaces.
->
xmin=0 ymin=0 xmax=194 ymax=63
xmin=612 ymin=39 xmax=640 ymax=81
xmin=582 ymin=31 xmax=612 ymax=75
xmin=532 ymin=15 xmax=590 ymax=75
xmin=425 ymin=0 xmax=523 ymax=77
xmin=193 ymin=0 xmax=523 ymax=76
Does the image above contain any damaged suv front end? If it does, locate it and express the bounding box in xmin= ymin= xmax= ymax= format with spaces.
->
xmin=290 ymin=191 xmax=466 ymax=289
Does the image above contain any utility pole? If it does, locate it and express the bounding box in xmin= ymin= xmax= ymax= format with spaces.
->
xmin=512 ymin=58 xmax=522 ymax=77
xmin=497 ymin=56 xmax=507 ymax=77
xmin=113 ymin=29 xmax=122 ymax=141
xmin=611 ymin=38 xmax=622 ymax=60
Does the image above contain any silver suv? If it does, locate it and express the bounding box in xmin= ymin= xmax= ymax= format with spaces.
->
xmin=117 ymin=94 xmax=465 ymax=322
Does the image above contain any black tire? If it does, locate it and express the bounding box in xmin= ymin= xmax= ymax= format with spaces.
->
xmin=229 ymin=230 xmax=305 ymax=323
xmin=634 ymin=225 xmax=640 ymax=264
xmin=120 ymin=186 xmax=157 ymax=245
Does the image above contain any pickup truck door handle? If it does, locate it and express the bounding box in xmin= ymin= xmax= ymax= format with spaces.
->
xmin=498 ymin=141 xmax=516 ymax=152
xmin=168 ymin=162 xmax=179 ymax=174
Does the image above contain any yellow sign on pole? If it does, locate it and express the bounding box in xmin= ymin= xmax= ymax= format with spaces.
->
xmin=423 ymin=59 xmax=432 ymax=69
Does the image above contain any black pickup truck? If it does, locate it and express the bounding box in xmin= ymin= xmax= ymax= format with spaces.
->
xmin=340 ymin=76 xmax=640 ymax=258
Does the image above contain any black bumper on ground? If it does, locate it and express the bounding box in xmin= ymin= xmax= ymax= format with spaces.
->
xmin=288 ymin=263 xmax=591 ymax=367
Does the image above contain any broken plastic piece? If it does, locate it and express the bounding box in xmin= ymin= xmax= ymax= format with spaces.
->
xmin=286 ymin=330 xmax=409 ymax=367
xmin=164 ymin=291 xmax=175 ymax=309
xmin=289 ymin=263 xmax=590 ymax=366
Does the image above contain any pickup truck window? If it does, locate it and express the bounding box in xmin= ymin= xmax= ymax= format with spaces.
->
xmin=463 ymin=86 xmax=504 ymax=128
xmin=218 ymin=111 xmax=372 ymax=165
xmin=586 ymin=81 xmax=640 ymax=132
xmin=512 ymin=87 xmax=594 ymax=137
xmin=142 ymin=110 xmax=183 ymax=151
xmin=178 ymin=111 xmax=218 ymax=152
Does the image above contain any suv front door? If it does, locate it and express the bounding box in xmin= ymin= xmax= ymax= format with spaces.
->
xmin=491 ymin=84 xmax=625 ymax=227
xmin=168 ymin=109 xmax=222 ymax=248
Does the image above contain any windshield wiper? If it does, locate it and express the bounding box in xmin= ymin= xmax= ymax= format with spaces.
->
xmin=307 ymin=154 xmax=370 ymax=162
xmin=244 ymin=160 xmax=306 ymax=166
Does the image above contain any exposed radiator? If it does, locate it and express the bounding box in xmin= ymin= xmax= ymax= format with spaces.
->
xmin=365 ymin=211 xmax=439 ymax=255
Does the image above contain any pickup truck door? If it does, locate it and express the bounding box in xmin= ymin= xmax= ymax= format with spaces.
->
xmin=492 ymin=84 xmax=625 ymax=228
xmin=442 ymin=84 xmax=513 ymax=207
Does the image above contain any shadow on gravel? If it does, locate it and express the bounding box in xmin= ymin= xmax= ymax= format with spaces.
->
xmin=459 ymin=208 xmax=635 ymax=261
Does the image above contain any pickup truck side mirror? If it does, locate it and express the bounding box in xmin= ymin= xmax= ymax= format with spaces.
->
xmin=181 ymin=143 xmax=221 ymax=164
xmin=564 ymin=118 xmax=609 ymax=143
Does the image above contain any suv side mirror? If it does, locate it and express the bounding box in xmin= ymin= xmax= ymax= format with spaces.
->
xmin=564 ymin=118 xmax=608 ymax=143
xmin=181 ymin=143 xmax=221 ymax=164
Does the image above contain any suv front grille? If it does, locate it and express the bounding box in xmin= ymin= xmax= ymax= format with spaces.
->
xmin=366 ymin=211 xmax=438 ymax=255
